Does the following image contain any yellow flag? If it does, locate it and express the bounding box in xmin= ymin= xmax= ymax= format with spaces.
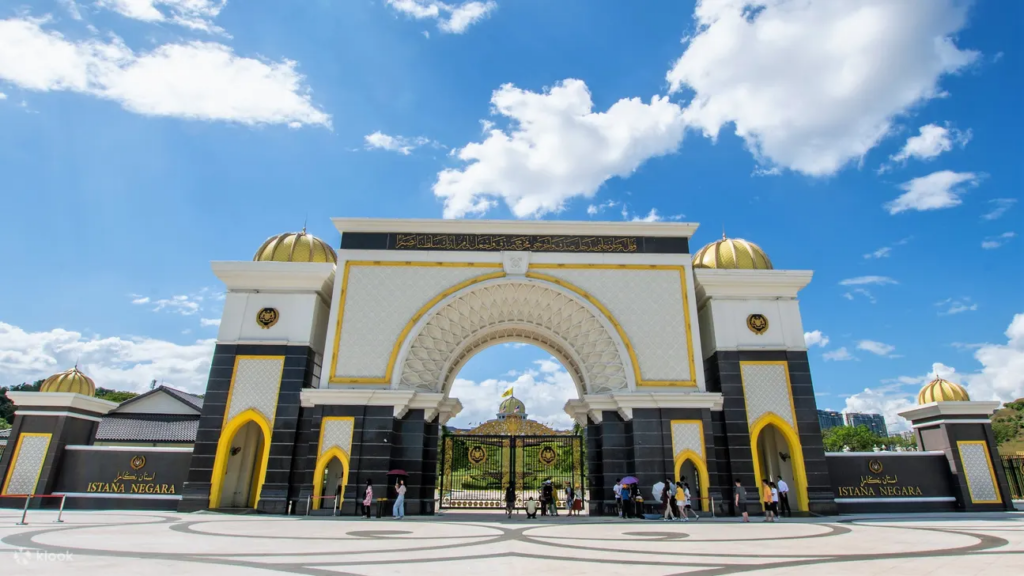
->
xmin=501 ymin=387 xmax=513 ymax=398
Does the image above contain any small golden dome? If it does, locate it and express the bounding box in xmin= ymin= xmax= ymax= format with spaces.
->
xmin=254 ymin=230 xmax=336 ymax=264
xmin=693 ymin=235 xmax=773 ymax=270
xmin=918 ymin=378 xmax=970 ymax=404
xmin=499 ymin=396 xmax=526 ymax=416
xmin=40 ymin=367 xmax=96 ymax=396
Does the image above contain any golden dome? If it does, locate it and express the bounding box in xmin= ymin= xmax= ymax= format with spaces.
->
xmin=254 ymin=229 xmax=336 ymax=264
xmin=693 ymin=235 xmax=773 ymax=270
xmin=40 ymin=367 xmax=96 ymax=396
xmin=918 ymin=378 xmax=970 ymax=404
xmin=499 ymin=396 xmax=526 ymax=416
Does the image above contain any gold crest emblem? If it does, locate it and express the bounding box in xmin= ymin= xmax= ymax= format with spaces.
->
xmin=130 ymin=455 xmax=146 ymax=471
xmin=868 ymin=460 xmax=884 ymax=474
xmin=256 ymin=308 xmax=280 ymax=329
xmin=746 ymin=314 xmax=769 ymax=335
xmin=468 ymin=446 xmax=487 ymax=466
xmin=538 ymin=446 xmax=558 ymax=467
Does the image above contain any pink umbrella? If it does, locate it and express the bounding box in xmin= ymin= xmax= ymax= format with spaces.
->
xmin=387 ymin=469 xmax=408 ymax=476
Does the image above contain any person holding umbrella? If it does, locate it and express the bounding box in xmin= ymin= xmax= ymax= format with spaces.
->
xmin=619 ymin=476 xmax=639 ymax=518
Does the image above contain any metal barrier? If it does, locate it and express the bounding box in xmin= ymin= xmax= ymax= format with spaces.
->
xmin=1001 ymin=455 xmax=1024 ymax=500
xmin=0 ymin=494 xmax=68 ymax=525
xmin=305 ymin=495 xmax=340 ymax=516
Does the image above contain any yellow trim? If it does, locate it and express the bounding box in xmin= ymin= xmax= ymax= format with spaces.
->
xmin=670 ymin=418 xmax=709 ymax=508
xmin=739 ymin=361 xmax=799 ymax=434
xmin=528 ymin=264 xmax=698 ymax=387
xmin=956 ymin=440 xmax=1003 ymax=504
xmin=1 ymin=433 xmax=52 ymax=495
xmin=312 ymin=416 xmax=355 ymax=510
xmin=749 ymin=413 xmax=809 ymax=511
xmin=209 ymin=409 xmax=273 ymax=509
xmin=209 ymin=355 xmax=285 ymax=509
xmin=327 ymin=262 xmax=504 ymax=384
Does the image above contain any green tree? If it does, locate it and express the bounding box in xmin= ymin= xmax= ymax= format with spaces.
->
xmin=95 ymin=388 xmax=139 ymax=403
xmin=993 ymin=419 xmax=1020 ymax=445
xmin=0 ymin=419 xmax=10 ymax=430
xmin=823 ymin=425 xmax=884 ymax=452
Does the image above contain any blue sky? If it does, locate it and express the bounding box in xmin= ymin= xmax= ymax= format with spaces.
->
xmin=1 ymin=0 xmax=1021 ymax=432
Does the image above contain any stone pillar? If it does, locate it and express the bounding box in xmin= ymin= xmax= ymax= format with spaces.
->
xmin=0 ymin=392 xmax=117 ymax=506
xmin=898 ymin=401 xmax=1014 ymax=512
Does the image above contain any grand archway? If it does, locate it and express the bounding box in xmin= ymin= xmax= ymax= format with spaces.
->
xmin=210 ymin=412 xmax=271 ymax=509
xmin=750 ymin=414 xmax=809 ymax=512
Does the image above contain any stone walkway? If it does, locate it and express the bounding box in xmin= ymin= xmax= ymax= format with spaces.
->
xmin=1 ymin=509 xmax=1022 ymax=574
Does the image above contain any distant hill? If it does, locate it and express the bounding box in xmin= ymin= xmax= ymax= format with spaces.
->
xmin=993 ymin=399 xmax=1024 ymax=455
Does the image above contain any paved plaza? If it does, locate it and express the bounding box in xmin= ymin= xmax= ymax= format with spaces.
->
xmin=1 ymin=509 xmax=1022 ymax=575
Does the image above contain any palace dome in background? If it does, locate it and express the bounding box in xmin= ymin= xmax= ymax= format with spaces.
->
xmin=692 ymin=235 xmax=773 ymax=270
xmin=254 ymin=229 xmax=337 ymax=264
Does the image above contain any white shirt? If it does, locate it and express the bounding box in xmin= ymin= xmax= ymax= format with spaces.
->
xmin=613 ymin=483 xmax=622 ymax=497
xmin=777 ymin=480 xmax=789 ymax=494
xmin=683 ymin=487 xmax=691 ymax=505
xmin=771 ymin=487 xmax=778 ymax=502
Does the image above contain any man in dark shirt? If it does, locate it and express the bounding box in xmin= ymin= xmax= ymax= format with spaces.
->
xmin=734 ymin=479 xmax=750 ymax=522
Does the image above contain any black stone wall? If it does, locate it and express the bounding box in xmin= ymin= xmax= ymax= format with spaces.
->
xmin=703 ymin=350 xmax=836 ymax=516
xmin=922 ymin=422 xmax=1015 ymax=512
xmin=178 ymin=343 xmax=318 ymax=513
xmin=587 ymin=412 xmax=632 ymax=516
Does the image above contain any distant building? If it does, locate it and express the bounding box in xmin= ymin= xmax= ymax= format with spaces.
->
xmin=845 ymin=412 xmax=888 ymax=438
xmin=817 ymin=410 xmax=844 ymax=432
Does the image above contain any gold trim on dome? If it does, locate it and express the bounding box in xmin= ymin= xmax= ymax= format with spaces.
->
xmin=461 ymin=418 xmax=568 ymax=436
xmin=40 ymin=367 xmax=96 ymax=396
xmin=254 ymin=230 xmax=337 ymax=264
xmin=917 ymin=378 xmax=970 ymax=404
xmin=692 ymin=236 xmax=773 ymax=270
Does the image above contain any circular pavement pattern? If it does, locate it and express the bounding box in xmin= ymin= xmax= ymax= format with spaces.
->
xmin=1 ymin=510 xmax=1022 ymax=575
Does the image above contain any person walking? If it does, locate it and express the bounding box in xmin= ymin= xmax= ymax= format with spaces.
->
xmin=613 ymin=479 xmax=623 ymax=517
xmin=629 ymin=483 xmax=641 ymax=518
xmin=361 ymin=479 xmax=374 ymax=518
xmin=673 ymin=481 xmax=686 ymax=520
xmin=392 ymin=479 xmax=407 ymax=519
xmin=661 ymin=479 xmax=676 ymax=521
xmin=733 ymin=479 xmax=749 ymax=522
xmin=761 ymin=479 xmax=775 ymax=523
xmin=566 ymin=485 xmax=575 ymax=516
xmin=682 ymin=482 xmax=699 ymax=520
xmin=770 ymin=481 xmax=780 ymax=522
xmin=505 ymin=484 xmax=516 ymax=518
xmin=777 ymin=476 xmax=791 ymax=517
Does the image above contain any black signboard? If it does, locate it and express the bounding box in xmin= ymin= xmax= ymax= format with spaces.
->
xmin=51 ymin=448 xmax=191 ymax=510
xmin=826 ymin=453 xmax=958 ymax=513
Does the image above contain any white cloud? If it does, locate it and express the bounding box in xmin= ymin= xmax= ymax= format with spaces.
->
xmin=199 ymin=318 xmax=221 ymax=327
xmin=843 ymin=288 xmax=876 ymax=304
xmin=0 ymin=92 xmax=6 ymax=100
xmin=447 ymin=358 xmax=577 ymax=430
xmin=804 ymin=330 xmax=829 ymax=348
xmin=0 ymin=321 xmax=214 ymax=393
xmin=981 ymin=231 xmax=1016 ymax=250
xmin=857 ymin=340 xmax=896 ymax=357
xmin=885 ymin=170 xmax=981 ymax=215
xmin=843 ymin=386 xmax=915 ymax=433
xmin=385 ymin=0 xmax=496 ymax=34
xmin=586 ymin=199 xmax=619 ymax=216
xmin=97 ymin=0 xmax=227 ymax=34
xmin=982 ymin=198 xmax=1017 ymax=221
xmin=823 ymin=347 xmax=855 ymax=362
xmin=936 ymin=297 xmax=977 ymax=316
xmin=60 ymin=0 xmax=84 ymax=21
xmin=0 ymin=17 xmax=330 ymax=127
xmin=631 ymin=208 xmax=662 ymax=222
xmin=152 ymin=295 xmax=201 ymax=315
xmin=839 ymin=276 xmax=897 ymax=286
xmin=666 ymin=0 xmax=978 ymax=176
xmin=129 ymin=294 xmax=150 ymax=305
xmin=434 ymin=79 xmax=686 ymax=218
xmin=885 ymin=122 xmax=970 ymax=169
xmin=364 ymin=131 xmax=433 ymax=155
xmin=863 ymin=247 xmax=891 ymax=259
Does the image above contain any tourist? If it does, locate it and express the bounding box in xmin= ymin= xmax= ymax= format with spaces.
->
xmin=362 ymin=479 xmax=374 ymax=518
xmin=629 ymin=482 xmax=641 ymax=518
xmin=619 ymin=482 xmax=629 ymax=519
xmin=661 ymin=479 xmax=675 ymax=521
xmin=770 ymin=481 xmax=780 ymax=521
xmin=505 ymin=484 xmax=516 ymax=518
xmin=392 ymin=479 xmax=406 ymax=519
xmin=761 ymin=479 xmax=775 ymax=523
xmin=733 ymin=479 xmax=749 ymax=522
xmin=566 ymin=484 xmax=576 ymax=516
xmin=526 ymin=497 xmax=539 ymax=519
xmin=542 ymin=481 xmax=557 ymax=516
xmin=573 ymin=485 xmax=583 ymax=515
xmin=613 ymin=478 xmax=623 ymax=517
xmin=777 ymin=476 xmax=791 ymax=517
xmin=682 ymin=482 xmax=699 ymax=521
xmin=674 ymin=481 xmax=686 ymax=520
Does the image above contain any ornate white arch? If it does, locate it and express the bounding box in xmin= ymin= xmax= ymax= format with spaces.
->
xmin=391 ymin=277 xmax=635 ymax=395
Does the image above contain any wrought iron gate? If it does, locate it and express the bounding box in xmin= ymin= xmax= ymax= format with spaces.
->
xmin=439 ymin=434 xmax=584 ymax=509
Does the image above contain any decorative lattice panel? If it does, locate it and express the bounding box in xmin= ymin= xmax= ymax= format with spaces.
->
xmin=542 ymin=268 xmax=691 ymax=382
xmin=320 ymin=418 xmax=355 ymax=457
xmin=398 ymin=282 xmax=629 ymax=393
xmin=671 ymin=422 xmax=704 ymax=460
xmin=3 ymin=435 xmax=50 ymax=495
xmin=959 ymin=442 xmax=999 ymax=503
xmin=335 ymin=266 xmax=496 ymax=379
xmin=740 ymin=363 xmax=795 ymax=428
xmin=227 ymin=357 xmax=284 ymax=422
